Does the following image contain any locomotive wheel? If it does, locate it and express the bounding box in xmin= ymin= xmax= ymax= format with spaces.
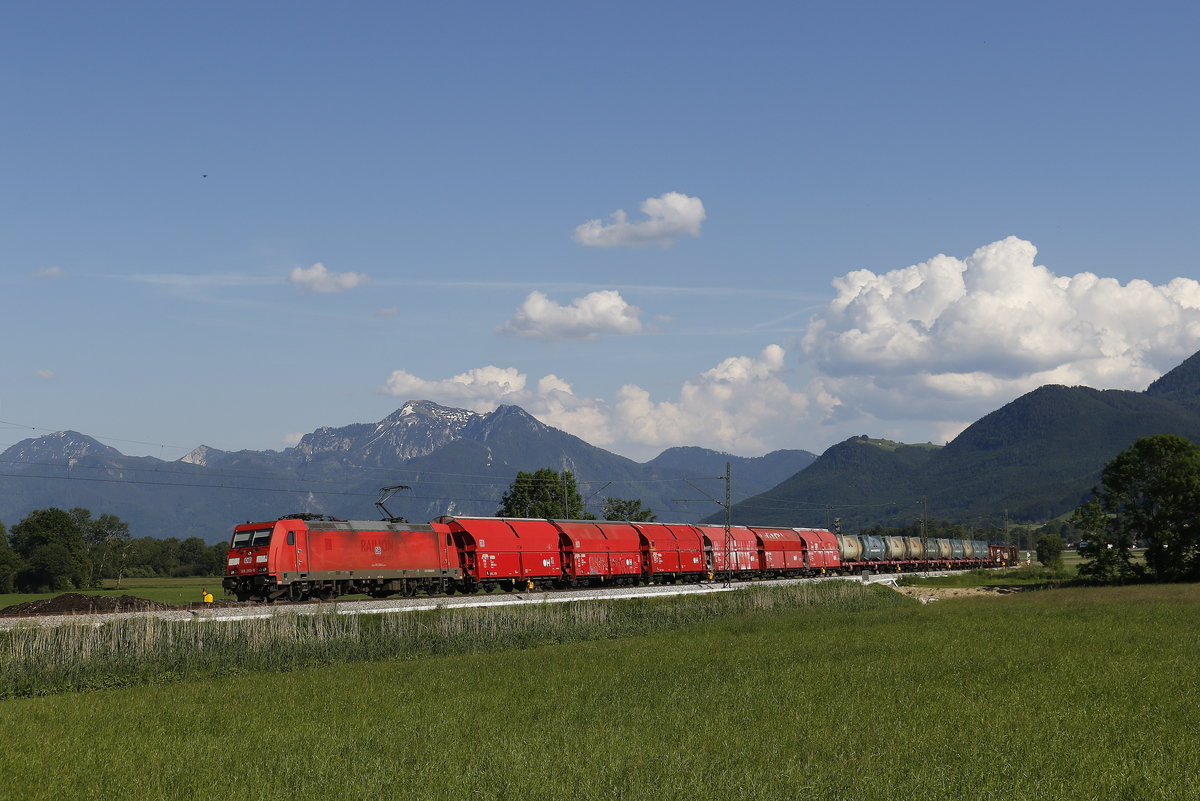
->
xmin=289 ymin=584 xmax=306 ymax=602
xmin=317 ymin=587 xmax=334 ymax=601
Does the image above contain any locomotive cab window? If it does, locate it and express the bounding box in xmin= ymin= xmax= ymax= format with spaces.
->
xmin=287 ymin=532 xmax=295 ymax=546
xmin=233 ymin=529 xmax=273 ymax=548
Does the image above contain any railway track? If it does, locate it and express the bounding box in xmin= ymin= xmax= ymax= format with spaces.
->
xmin=0 ymin=570 xmax=954 ymax=631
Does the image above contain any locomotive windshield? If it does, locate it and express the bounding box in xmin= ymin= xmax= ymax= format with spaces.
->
xmin=231 ymin=528 xmax=273 ymax=548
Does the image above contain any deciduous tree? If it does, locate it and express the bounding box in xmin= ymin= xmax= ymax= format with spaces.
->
xmin=1072 ymin=434 xmax=1200 ymax=582
xmin=601 ymin=497 xmax=656 ymax=522
xmin=10 ymin=508 xmax=91 ymax=592
xmin=0 ymin=521 xmax=19 ymax=593
xmin=1035 ymin=532 xmax=1066 ymax=569
xmin=71 ymin=508 xmax=131 ymax=587
xmin=497 ymin=469 xmax=592 ymax=519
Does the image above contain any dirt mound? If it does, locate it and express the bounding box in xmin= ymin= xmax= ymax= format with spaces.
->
xmin=0 ymin=593 xmax=177 ymax=617
xmin=891 ymin=585 xmax=1027 ymax=604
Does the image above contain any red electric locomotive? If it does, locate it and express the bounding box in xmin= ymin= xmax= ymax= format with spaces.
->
xmin=223 ymin=516 xmax=461 ymax=601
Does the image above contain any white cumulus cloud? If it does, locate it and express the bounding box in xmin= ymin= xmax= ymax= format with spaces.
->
xmin=33 ymin=266 xmax=63 ymax=277
xmin=497 ymin=290 xmax=644 ymax=341
xmin=612 ymin=345 xmax=835 ymax=454
xmin=376 ymin=237 xmax=1200 ymax=459
xmin=379 ymin=365 xmax=614 ymax=445
xmin=289 ymin=262 xmax=368 ymax=293
xmin=800 ymin=236 xmax=1200 ymax=423
xmin=380 ymin=366 xmax=529 ymax=412
xmin=573 ymin=192 xmax=706 ymax=248
xmin=377 ymin=345 xmax=838 ymax=456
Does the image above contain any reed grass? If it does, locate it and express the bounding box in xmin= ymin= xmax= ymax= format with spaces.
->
xmin=0 ymin=580 xmax=905 ymax=698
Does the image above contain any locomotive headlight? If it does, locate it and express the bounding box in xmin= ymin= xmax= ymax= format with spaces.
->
xmin=255 ymin=555 xmax=268 ymax=563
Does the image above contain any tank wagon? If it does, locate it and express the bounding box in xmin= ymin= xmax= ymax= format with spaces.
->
xmin=224 ymin=515 xmax=1020 ymax=602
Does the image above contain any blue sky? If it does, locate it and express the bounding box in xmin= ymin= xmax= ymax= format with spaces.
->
xmin=3 ymin=1 xmax=1199 ymax=461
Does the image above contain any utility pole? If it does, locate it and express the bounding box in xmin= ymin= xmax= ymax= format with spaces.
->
xmin=724 ymin=462 xmax=732 ymax=588
xmin=919 ymin=497 xmax=928 ymax=541
xmin=677 ymin=463 xmax=734 ymax=587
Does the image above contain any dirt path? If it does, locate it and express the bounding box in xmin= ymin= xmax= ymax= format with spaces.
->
xmin=890 ymin=584 xmax=1028 ymax=603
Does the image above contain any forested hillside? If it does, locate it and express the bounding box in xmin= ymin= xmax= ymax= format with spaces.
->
xmin=722 ymin=350 xmax=1200 ymax=530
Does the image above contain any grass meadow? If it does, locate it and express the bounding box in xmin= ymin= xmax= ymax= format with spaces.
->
xmin=0 ymin=576 xmax=224 ymax=608
xmin=898 ymin=565 xmax=1076 ymax=588
xmin=1 ymin=582 xmax=1197 ymax=800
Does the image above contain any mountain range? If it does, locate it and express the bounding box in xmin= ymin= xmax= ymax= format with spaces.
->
xmin=5 ymin=348 xmax=1200 ymax=543
xmin=717 ymin=349 xmax=1200 ymax=530
xmin=0 ymin=401 xmax=815 ymax=543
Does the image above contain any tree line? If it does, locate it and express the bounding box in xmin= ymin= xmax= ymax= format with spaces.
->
xmin=0 ymin=507 xmax=227 ymax=593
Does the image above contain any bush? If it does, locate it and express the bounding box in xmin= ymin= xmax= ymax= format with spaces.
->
xmin=1035 ymin=533 xmax=1066 ymax=569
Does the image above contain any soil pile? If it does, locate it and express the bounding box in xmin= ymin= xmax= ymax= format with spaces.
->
xmin=891 ymin=585 xmax=1027 ymax=603
xmin=0 ymin=593 xmax=176 ymax=617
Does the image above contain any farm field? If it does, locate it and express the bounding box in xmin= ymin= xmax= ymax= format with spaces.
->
xmin=0 ymin=576 xmax=224 ymax=609
xmin=1 ymin=582 xmax=1197 ymax=800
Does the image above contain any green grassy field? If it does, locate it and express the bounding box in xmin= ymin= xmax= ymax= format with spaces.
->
xmin=898 ymin=565 xmax=1076 ymax=588
xmin=1 ymin=581 xmax=1197 ymax=800
xmin=0 ymin=576 xmax=224 ymax=608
